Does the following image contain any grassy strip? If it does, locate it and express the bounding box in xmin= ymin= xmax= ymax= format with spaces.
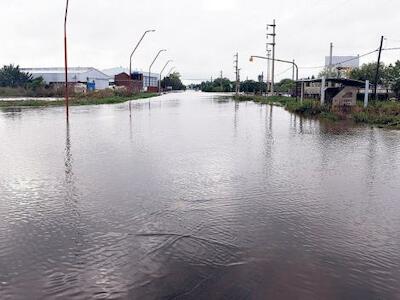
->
xmin=352 ymin=101 xmax=400 ymax=129
xmin=233 ymin=95 xmax=400 ymax=128
xmin=233 ymin=95 xmax=339 ymax=121
xmin=0 ymin=93 xmax=158 ymax=108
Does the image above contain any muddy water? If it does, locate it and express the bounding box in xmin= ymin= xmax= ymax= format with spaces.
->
xmin=0 ymin=92 xmax=399 ymax=299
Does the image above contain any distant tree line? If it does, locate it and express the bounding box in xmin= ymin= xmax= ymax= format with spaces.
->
xmin=192 ymin=77 xmax=296 ymax=94
xmin=160 ymin=72 xmax=186 ymax=91
xmin=0 ymin=64 xmax=44 ymax=90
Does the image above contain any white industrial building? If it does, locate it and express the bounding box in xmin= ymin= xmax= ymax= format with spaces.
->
xmin=22 ymin=67 xmax=111 ymax=90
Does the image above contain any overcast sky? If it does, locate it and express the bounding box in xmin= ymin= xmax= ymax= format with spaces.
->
xmin=1 ymin=0 xmax=399 ymax=83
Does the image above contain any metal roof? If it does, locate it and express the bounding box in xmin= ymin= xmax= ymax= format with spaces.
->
xmin=102 ymin=67 xmax=159 ymax=78
xmin=22 ymin=67 xmax=111 ymax=79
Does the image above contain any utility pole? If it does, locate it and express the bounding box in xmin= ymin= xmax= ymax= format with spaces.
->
xmin=250 ymin=55 xmax=299 ymax=99
xmin=266 ymin=48 xmax=271 ymax=95
xmin=329 ymin=42 xmax=333 ymax=76
xmin=64 ymin=0 xmax=69 ymax=122
xmin=234 ymin=53 xmax=239 ymax=95
xmin=267 ymin=19 xmax=276 ymax=95
xmin=292 ymin=59 xmax=295 ymax=81
xmin=374 ymin=36 xmax=384 ymax=101
xmin=220 ymin=70 xmax=223 ymax=91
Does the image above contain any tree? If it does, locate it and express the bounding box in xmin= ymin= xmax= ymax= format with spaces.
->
xmin=318 ymin=67 xmax=338 ymax=78
xmin=27 ymin=77 xmax=45 ymax=91
xmin=349 ymin=62 xmax=386 ymax=84
xmin=275 ymin=78 xmax=295 ymax=93
xmin=199 ymin=78 xmax=233 ymax=92
xmin=0 ymin=64 xmax=33 ymax=88
xmin=161 ymin=72 xmax=186 ymax=91
xmin=240 ymin=80 xmax=266 ymax=94
xmin=386 ymin=61 xmax=400 ymax=99
xmin=213 ymin=78 xmax=232 ymax=92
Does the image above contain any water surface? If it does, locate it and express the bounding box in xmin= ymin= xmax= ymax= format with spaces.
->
xmin=1 ymin=92 xmax=400 ymax=299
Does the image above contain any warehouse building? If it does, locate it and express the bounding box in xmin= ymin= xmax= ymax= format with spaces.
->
xmin=103 ymin=67 xmax=160 ymax=91
xmin=22 ymin=67 xmax=111 ymax=90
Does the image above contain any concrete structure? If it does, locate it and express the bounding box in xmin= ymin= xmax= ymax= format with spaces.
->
xmin=298 ymin=78 xmax=366 ymax=108
xmin=22 ymin=67 xmax=111 ymax=90
xmin=332 ymin=86 xmax=358 ymax=107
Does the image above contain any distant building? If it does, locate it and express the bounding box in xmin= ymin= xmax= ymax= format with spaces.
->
xmin=143 ymin=72 xmax=160 ymax=91
xmin=324 ymin=56 xmax=360 ymax=69
xmin=114 ymin=72 xmax=143 ymax=93
xmin=22 ymin=67 xmax=111 ymax=90
xmin=102 ymin=67 xmax=159 ymax=91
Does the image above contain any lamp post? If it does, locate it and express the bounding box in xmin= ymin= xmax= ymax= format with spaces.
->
xmin=64 ymin=0 xmax=69 ymax=121
xmin=159 ymin=60 xmax=173 ymax=94
xmin=129 ymin=29 xmax=155 ymax=77
xmin=148 ymin=49 xmax=166 ymax=92
xmin=163 ymin=67 xmax=175 ymax=90
xmin=166 ymin=67 xmax=175 ymax=77
xmin=250 ymin=55 xmax=299 ymax=99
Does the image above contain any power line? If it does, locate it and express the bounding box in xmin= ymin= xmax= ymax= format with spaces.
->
xmin=383 ymin=47 xmax=400 ymax=51
xmin=298 ymin=49 xmax=379 ymax=69
xmin=385 ymin=38 xmax=400 ymax=43
xmin=276 ymin=66 xmax=293 ymax=77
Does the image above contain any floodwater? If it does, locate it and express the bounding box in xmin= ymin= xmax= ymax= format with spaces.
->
xmin=1 ymin=92 xmax=400 ymax=300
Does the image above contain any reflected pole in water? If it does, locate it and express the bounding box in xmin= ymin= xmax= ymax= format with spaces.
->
xmin=64 ymin=0 xmax=70 ymax=122
xmin=65 ymin=121 xmax=73 ymax=184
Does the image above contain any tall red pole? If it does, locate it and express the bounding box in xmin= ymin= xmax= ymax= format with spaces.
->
xmin=64 ymin=0 xmax=69 ymax=121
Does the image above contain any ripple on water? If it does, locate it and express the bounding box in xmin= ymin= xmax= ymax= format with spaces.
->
xmin=1 ymin=92 xmax=400 ymax=299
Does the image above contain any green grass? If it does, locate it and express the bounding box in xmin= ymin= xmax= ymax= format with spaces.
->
xmin=234 ymin=95 xmax=333 ymax=119
xmin=0 ymin=93 xmax=158 ymax=108
xmin=352 ymin=101 xmax=400 ymax=128
xmin=233 ymin=94 xmax=400 ymax=128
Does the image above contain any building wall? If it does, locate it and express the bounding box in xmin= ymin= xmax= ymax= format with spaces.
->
xmin=143 ymin=74 xmax=159 ymax=88
xmin=114 ymin=73 xmax=143 ymax=93
xmin=22 ymin=68 xmax=110 ymax=90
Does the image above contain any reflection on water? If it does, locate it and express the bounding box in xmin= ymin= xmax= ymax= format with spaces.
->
xmin=0 ymin=92 xmax=400 ymax=299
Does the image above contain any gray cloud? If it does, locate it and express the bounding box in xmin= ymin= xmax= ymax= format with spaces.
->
xmin=0 ymin=0 xmax=399 ymax=83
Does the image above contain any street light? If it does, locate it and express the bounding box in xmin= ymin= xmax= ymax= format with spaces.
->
xmin=159 ymin=60 xmax=173 ymax=93
xmin=250 ymin=55 xmax=299 ymax=99
xmin=148 ymin=49 xmax=166 ymax=92
xmin=166 ymin=67 xmax=175 ymax=77
xmin=129 ymin=29 xmax=155 ymax=77
xmin=64 ymin=0 xmax=69 ymax=121
xmin=162 ymin=67 xmax=175 ymax=90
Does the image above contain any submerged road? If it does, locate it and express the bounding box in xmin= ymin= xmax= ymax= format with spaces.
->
xmin=1 ymin=91 xmax=400 ymax=299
